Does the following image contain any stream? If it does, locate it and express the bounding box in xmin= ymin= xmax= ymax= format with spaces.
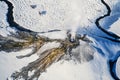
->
xmin=0 ymin=0 xmax=120 ymax=80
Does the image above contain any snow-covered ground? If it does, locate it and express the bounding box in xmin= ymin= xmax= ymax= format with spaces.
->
xmin=0 ymin=1 xmax=9 ymax=28
xmin=39 ymin=53 xmax=113 ymax=80
xmin=0 ymin=49 xmax=39 ymax=80
xmin=0 ymin=1 xmax=10 ymax=37
xmin=0 ymin=0 xmax=120 ymax=80
xmin=116 ymin=57 xmax=120 ymax=78
xmin=109 ymin=18 xmax=120 ymax=36
xmin=10 ymin=0 xmax=106 ymax=33
xmin=0 ymin=38 xmax=115 ymax=80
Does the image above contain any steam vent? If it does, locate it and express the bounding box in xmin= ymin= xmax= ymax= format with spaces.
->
xmin=0 ymin=0 xmax=120 ymax=80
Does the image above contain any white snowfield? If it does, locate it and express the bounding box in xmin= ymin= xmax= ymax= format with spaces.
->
xmin=109 ymin=18 xmax=120 ymax=36
xmin=10 ymin=0 xmax=106 ymax=32
xmin=0 ymin=0 xmax=120 ymax=80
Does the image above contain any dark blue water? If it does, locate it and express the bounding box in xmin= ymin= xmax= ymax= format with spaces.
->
xmin=94 ymin=0 xmax=120 ymax=79
xmin=95 ymin=0 xmax=120 ymax=40
xmin=0 ymin=0 xmax=120 ymax=80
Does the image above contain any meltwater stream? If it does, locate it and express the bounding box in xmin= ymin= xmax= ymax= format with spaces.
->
xmin=0 ymin=0 xmax=120 ymax=80
xmin=95 ymin=0 xmax=120 ymax=40
xmin=94 ymin=0 xmax=120 ymax=79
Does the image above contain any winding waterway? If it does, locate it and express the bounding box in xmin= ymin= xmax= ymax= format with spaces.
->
xmin=0 ymin=0 xmax=120 ymax=80
xmin=95 ymin=0 xmax=120 ymax=79
xmin=95 ymin=0 xmax=120 ymax=40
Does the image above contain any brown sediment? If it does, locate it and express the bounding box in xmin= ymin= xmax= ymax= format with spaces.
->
xmin=0 ymin=0 xmax=94 ymax=79
xmin=0 ymin=29 xmax=93 ymax=80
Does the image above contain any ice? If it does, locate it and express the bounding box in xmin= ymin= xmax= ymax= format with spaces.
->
xmin=0 ymin=0 xmax=120 ymax=80
xmin=9 ymin=0 xmax=106 ymax=33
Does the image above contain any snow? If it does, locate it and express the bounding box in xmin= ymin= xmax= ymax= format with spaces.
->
xmin=39 ymin=60 xmax=96 ymax=80
xmin=37 ymin=42 xmax=60 ymax=55
xmin=9 ymin=0 xmax=106 ymax=33
xmin=0 ymin=0 xmax=120 ymax=80
xmin=99 ymin=0 xmax=120 ymax=33
xmin=0 ymin=48 xmax=39 ymax=80
xmin=0 ymin=26 xmax=17 ymax=37
xmin=109 ymin=18 xmax=120 ymax=36
xmin=105 ymin=0 xmax=119 ymax=9
xmin=70 ymin=40 xmax=95 ymax=63
xmin=0 ymin=1 xmax=10 ymax=37
xmin=0 ymin=1 xmax=9 ymax=28
xmin=116 ymin=57 xmax=120 ymax=79
xmin=36 ymin=36 xmax=119 ymax=80
xmin=38 ymin=52 xmax=113 ymax=80
xmin=90 ymin=36 xmax=120 ymax=79
xmin=38 ymin=30 xmax=67 ymax=39
xmin=0 ymin=28 xmax=9 ymax=37
xmin=0 ymin=1 xmax=17 ymax=37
